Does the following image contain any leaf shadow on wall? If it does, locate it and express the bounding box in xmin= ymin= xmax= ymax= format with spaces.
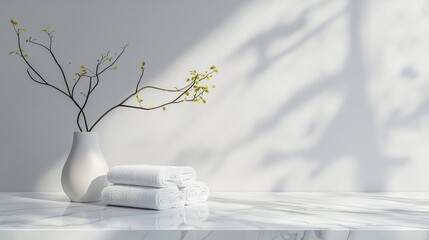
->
xmin=258 ymin=0 xmax=407 ymax=191
xmin=231 ymin=0 xmax=340 ymax=81
xmin=174 ymin=0 xmax=409 ymax=191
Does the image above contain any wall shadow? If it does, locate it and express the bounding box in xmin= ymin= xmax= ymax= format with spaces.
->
xmin=2 ymin=0 xmax=421 ymax=192
xmin=177 ymin=0 xmax=409 ymax=191
xmin=229 ymin=0 xmax=344 ymax=81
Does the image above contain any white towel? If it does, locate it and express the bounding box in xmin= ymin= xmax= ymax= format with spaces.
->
xmin=101 ymin=185 xmax=185 ymax=210
xmin=107 ymin=165 xmax=197 ymax=188
xmin=180 ymin=181 xmax=209 ymax=205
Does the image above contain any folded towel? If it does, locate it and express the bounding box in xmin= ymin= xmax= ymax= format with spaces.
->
xmin=184 ymin=203 xmax=209 ymax=224
xmin=101 ymin=185 xmax=185 ymax=210
xmin=180 ymin=181 xmax=209 ymax=205
xmin=107 ymin=165 xmax=197 ymax=188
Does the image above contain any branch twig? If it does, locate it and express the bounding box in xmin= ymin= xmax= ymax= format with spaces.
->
xmin=11 ymin=20 xmax=218 ymax=132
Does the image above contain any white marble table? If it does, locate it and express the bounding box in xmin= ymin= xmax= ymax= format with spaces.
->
xmin=1 ymin=192 xmax=429 ymax=239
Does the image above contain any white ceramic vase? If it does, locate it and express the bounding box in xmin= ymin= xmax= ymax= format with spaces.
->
xmin=61 ymin=132 xmax=110 ymax=202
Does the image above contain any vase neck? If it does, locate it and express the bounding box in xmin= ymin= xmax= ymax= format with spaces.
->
xmin=72 ymin=132 xmax=99 ymax=147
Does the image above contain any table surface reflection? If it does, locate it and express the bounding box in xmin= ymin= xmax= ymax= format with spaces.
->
xmin=1 ymin=192 xmax=429 ymax=230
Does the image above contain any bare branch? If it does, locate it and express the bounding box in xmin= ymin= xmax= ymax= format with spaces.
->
xmin=28 ymin=36 xmax=71 ymax=96
xmin=135 ymin=68 xmax=145 ymax=93
xmin=13 ymin=26 xmax=90 ymax=131
xmin=72 ymin=76 xmax=82 ymax=98
xmin=98 ymin=45 xmax=127 ymax=75
xmin=12 ymin=22 xmax=218 ymax=132
xmin=77 ymin=77 xmax=93 ymax=131
xmin=89 ymin=70 xmax=215 ymax=131
xmin=26 ymin=68 xmax=46 ymax=85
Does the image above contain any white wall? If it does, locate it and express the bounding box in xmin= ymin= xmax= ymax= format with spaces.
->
xmin=1 ymin=0 xmax=429 ymax=192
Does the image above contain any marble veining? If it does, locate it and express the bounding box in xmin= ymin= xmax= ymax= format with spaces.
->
xmin=1 ymin=192 xmax=429 ymax=231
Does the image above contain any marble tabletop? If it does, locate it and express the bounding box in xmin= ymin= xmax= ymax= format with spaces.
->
xmin=1 ymin=192 xmax=429 ymax=239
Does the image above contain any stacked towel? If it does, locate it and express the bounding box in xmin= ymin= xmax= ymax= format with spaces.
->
xmin=107 ymin=165 xmax=197 ymax=188
xmin=102 ymin=185 xmax=184 ymax=210
xmin=101 ymin=165 xmax=209 ymax=210
xmin=180 ymin=181 xmax=209 ymax=205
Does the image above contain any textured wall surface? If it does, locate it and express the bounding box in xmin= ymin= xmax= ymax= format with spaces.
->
xmin=1 ymin=0 xmax=429 ymax=192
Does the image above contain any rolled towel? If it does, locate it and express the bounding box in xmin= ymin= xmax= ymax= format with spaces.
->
xmin=107 ymin=165 xmax=197 ymax=188
xmin=102 ymin=185 xmax=185 ymax=210
xmin=180 ymin=181 xmax=209 ymax=205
